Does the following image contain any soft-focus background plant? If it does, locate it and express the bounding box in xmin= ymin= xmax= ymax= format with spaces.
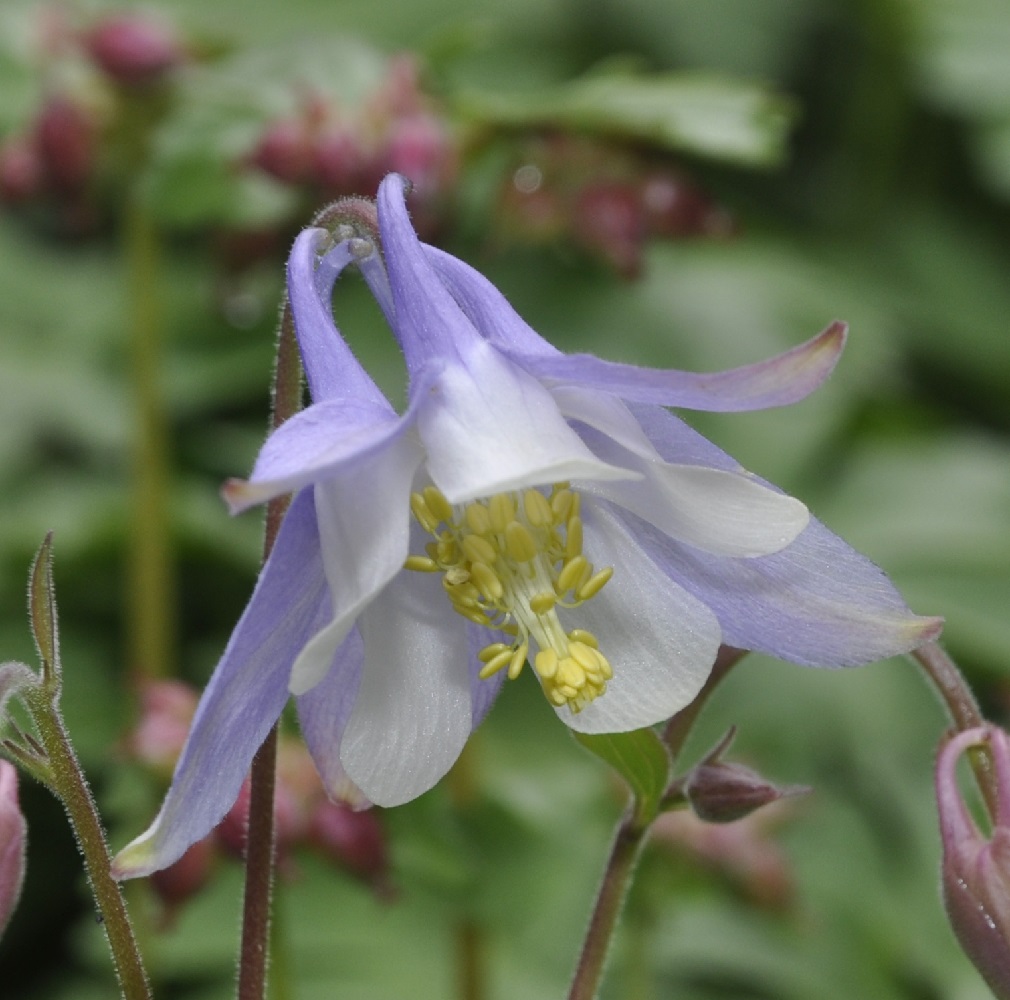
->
xmin=1 ymin=0 xmax=1008 ymax=997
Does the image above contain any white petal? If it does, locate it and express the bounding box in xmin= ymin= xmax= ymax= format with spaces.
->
xmin=340 ymin=571 xmax=472 ymax=806
xmin=288 ymin=433 xmax=423 ymax=695
xmin=557 ymin=502 xmax=722 ymax=734
xmin=568 ymin=408 xmax=808 ymax=557
xmin=418 ymin=339 xmax=639 ymax=504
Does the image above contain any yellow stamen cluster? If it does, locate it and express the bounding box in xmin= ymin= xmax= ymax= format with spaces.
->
xmin=405 ymin=483 xmax=614 ymax=713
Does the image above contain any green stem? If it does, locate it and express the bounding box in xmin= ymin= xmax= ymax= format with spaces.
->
xmin=125 ymin=192 xmax=173 ymax=682
xmin=236 ymin=300 xmax=303 ymax=1000
xmin=25 ymin=690 xmax=151 ymax=999
xmin=911 ymin=641 xmax=998 ymax=820
xmin=567 ymin=809 xmax=649 ymax=1000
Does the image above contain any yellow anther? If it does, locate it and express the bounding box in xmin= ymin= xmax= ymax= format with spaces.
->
xmin=529 ymin=592 xmax=556 ymax=615
xmin=445 ymin=566 xmax=471 ymax=587
xmin=596 ymin=653 xmax=613 ymax=680
xmin=461 ymin=534 xmax=497 ymax=566
xmin=557 ymin=555 xmax=588 ymax=594
xmin=523 ymin=489 xmax=553 ymax=527
xmin=470 ymin=561 xmax=503 ymax=601
xmin=422 ymin=486 xmax=453 ymax=524
xmin=558 ymin=684 xmax=580 ymax=701
xmin=508 ymin=642 xmax=528 ymax=680
xmin=478 ymin=642 xmax=511 ymax=662
xmin=568 ymin=629 xmax=599 ymax=649
xmin=534 ymin=648 xmax=558 ymax=679
xmin=409 ymin=493 xmax=439 ymax=533
xmin=550 ymin=488 xmax=574 ymax=522
xmin=577 ymin=567 xmax=613 ymax=601
xmin=478 ymin=647 xmax=515 ymax=679
xmin=488 ymin=493 xmax=515 ymax=534
xmin=565 ymin=516 xmax=584 ymax=559
xmin=558 ymin=657 xmax=585 ymax=688
xmin=548 ymin=688 xmax=568 ymax=706
xmin=568 ymin=641 xmax=600 ymax=672
xmin=465 ymin=502 xmax=492 ymax=535
xmin=404 ymin=555 xmax=440 ymax=573
xmin=505 ymin=521 xmax=538 ymax=563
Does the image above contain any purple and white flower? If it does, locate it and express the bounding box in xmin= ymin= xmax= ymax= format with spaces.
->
xmin=113 ymin=174 xmax=941 ymax=879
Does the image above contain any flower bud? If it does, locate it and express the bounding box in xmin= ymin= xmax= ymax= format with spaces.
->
xmin=0 ymin=761 xmax=27 ymax=938
xmin=251 ymin=119 xmax=314 ymax=185
xmin=215 ymin=778 xmax=302 ymax=865
xmin=685 ymin=728 xmax=808 ymax=824
xmin=937 ymin=726 xmax=1010 ymax=999
xmin=148 ymin=835 xmax=214 ymax=924
xmin=307 ymin=800 xmax=392 ymax=896
xmin=85 ymin=13 xmax=183 ymax=86
xmin=0 ymin=136 xmax=44 ymax=203
xmin=571 ymin=181 xmax=646 ymax=278
xmin=125 ymin=679 xmax=197 ymax=778
xmin=34 ymin=97 xmax=94 ymax=193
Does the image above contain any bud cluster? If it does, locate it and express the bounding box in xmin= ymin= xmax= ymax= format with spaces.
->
xmin=246 ymin=54 xmax=457 ymax=237
xmin=125 ymin=680 xmax=392 ymax=922
xmin=0 ymin=7 xmax=185 ymax=231
xmin=495 ymin=135 xmax=734 ymax=277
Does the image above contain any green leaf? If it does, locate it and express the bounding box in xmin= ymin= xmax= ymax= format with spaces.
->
xmin=458 ymin=71 xmax=795 ymax=167
xmin=27 ymin=532 xmax=59 ymax=688
xmin=573 ymin=727 xmax=672 ymax=825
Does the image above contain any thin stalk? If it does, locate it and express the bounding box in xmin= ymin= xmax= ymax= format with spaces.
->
xmin=235 ymin=300 xmax=303 ymax=1000
xmin=125 ymin=191 xmax=173 ymax=682
xmin=567 ymin=809 xmax=649 ymax=1000
xmin=911 ymin=641 xmax=998 ymax=820
xmin=26 ymin=690 xmax=151 ymax=999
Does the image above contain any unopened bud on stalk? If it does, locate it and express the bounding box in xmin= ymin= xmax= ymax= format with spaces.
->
xmin=308 ymin=800 xmax=392 ymax=896
xmin=0 ymin=761 xmax=26 ymax=938
xmin=685 ymin=728 xmax=808 ymax=824
xmin=937 ymin=725 xmax=1010 ymax=999
xmin=85 ymin=13 xmax=183 ymax=86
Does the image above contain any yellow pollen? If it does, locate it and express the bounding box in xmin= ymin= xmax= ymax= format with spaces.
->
xmin=405 ymin=483 xmax=615 ymax=713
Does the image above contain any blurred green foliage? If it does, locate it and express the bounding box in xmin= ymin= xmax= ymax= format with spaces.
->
xmin=1 ymin=0 xmax=1009 ymax=997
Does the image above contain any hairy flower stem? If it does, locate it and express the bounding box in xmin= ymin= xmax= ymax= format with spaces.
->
xmin=24 ymin=690 xmax=151 ymax=999
xmin=911 ymin=641 xmax=998 ymax=820
xmin=568 ymin=646 xmax=750 ymax=999
xmin=236 ymin=300 xmax=303 ymax=1000
xmin=568 ymin=810 xmax=649 ymax=1000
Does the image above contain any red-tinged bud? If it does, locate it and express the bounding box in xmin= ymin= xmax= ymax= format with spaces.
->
xmin=308 ymin=800 xmax=392 ymax=896
xmin=937 ymin=726 xmax=1010 ymax=999
xmin=125 ymin=679 xmax=197 ymax=777
xmin=367 ymin=54 xmax=424 ymax=119
xmin=215 ymin=778 xmax=302 ymax=865
xmin=0 ymin=761 xmax=27 ymax=938
xmin=86 ymin=13 xmax=183 ymax=86
xmin=34 ymin=97 xmax=94 ymax=193
xmin=382 ymin=114 xmax=454 ymax=199
xmin=571 ymin=181 xmax=646 ymax=279
xmin=250 ymin=119 xmax=314 ymax=185
xmin=312 ymin=127 xmax=369 ymax=194
xmin=0 ymin=136 xmax=44 ymax=203
xmin=148 ymin=835 xmax=214 ymax=921
xmin=685 ymin=729 xmax=809 ymax=825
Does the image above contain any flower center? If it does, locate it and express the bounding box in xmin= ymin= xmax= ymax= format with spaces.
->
xmin=404 ymin=484 xmax=614 ymax=714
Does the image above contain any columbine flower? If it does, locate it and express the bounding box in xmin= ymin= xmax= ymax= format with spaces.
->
xmin=113 ymin=174 xmax=941 ymax=879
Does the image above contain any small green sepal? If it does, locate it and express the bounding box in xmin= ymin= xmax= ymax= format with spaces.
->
xmin=28 ymin=533 xmax=61 ymax=692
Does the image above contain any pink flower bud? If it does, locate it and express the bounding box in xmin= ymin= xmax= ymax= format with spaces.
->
xmin=215 ymin=778 xmax=302 ymax=866
xmin=0 ymin=136 xmax=44 ymax=203
xmin=571 ymin=181 xmax=646 ymax=278
xmin=34 ymin=97 xmax=94 ymax=193
xmin=86 ymin=13 xmax=183 ymax=86
xmin=307 ymin=800 xmax=391 ymax=895
xmin=126 ymin=679 xmax=198 ymax=777
xmin=685 ymin=729 xmax=808 ymax=825
xmin=937 ymin=726 xmax=1010 ymax=999
xmin=312 ymin=127 xmax=369 ymax=194
xmin=250 ymin=120 xmax=314 ymax=185
xmin=382 ymin=114 xmax=454 ymax=199
xmin=0 ymin=761 xmax=27 ymax=937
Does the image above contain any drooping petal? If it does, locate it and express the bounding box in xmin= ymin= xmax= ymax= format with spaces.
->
xmin=619 ymin=403 xmax=943 ymax=663
xmin=555 ymin=502 xmax=722 ymax=734
xmin=287 ymin=227 xmax=393 ymax=409
xmin=339 ymin=570 xmax=473 ymax=807
xmin=423 ymin=244 xmax=560 ymax=358
xmin=113 ymin=489 xmax=330 ymax=879
xmin=222 ymin=398 xmax=408 ymax=513
xmin=288 ymin=431 xmax=423 ymax=695
xmin=296 ymin=628 xmax=367 ymax=806
xmin=574 ymin=423 xmax=809 ymax=557
xmin=418 ymin=335 xmax=641 ymax=503
xmin=512 ymin=322 xmax=847 ymax=412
